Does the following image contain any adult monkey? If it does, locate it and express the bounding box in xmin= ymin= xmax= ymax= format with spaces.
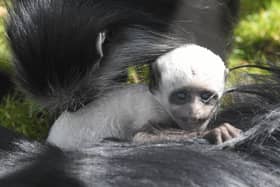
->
xmin=8 ymin=0 xmax=239 ymax=112
xmin=2 ymin=0 xmax=280 ymax=186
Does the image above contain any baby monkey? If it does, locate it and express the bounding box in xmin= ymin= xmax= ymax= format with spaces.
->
xmin=47 ymin=44 xmax=241 ymax=149
xmin=133 ymin=44 xmax=241 ymax=144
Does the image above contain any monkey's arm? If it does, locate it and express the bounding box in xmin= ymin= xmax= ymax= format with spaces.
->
xmin=133 ymin=122 xmax=242 ymax=145
xmin=132 ymin=122 xmax=200 ymax=144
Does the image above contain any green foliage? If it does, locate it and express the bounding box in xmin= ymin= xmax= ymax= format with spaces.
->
xmin=0 ymin=93 xmax=51 ymax=140
xmin=128 ymin=65 xmax=150 ymax=83
xmin=0 ymin=12 xmax=11 ymax=72
xmin=0 ymin=4 xmax=51 ymax=140
xmin=229 ymin=0 xmax=280 ymax=67
xmin=239 ymin=0 xmax=273 ymax=18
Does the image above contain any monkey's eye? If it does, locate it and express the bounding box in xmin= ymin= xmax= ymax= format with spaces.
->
xmin=169 ymin=90 xmax=190 ymax=105
xmin=200 ymin=91 xmax=218 ymax=104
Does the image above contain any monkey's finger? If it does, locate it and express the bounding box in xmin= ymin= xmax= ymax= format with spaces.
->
xmin=223 ymin=123 xmax=242 ymax=138
xmin=212 ymin=128 xmax=223 ymax=144
xmin=203 ymin=128 xmax=221 ymax=144
xmin=203 ymin=129 xmax=223 ymax=144
xmin=219 ymin=126 xmax=232 ymax=142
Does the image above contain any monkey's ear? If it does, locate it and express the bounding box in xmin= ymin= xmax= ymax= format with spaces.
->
xmin=96 ymin=32 xmax=106 ymax=58
xmin=149 ymin=63 xmax=161 ymax=94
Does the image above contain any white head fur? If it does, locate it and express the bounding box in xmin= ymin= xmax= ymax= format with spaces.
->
xmin=152 ymin=44 xmax=227 ymax=131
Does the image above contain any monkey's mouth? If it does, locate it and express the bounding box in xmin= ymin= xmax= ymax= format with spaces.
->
xmin=180 ymin=117 xmax=206 ymax=124
xmin=174 ymin=117 xmax=209 ymax=131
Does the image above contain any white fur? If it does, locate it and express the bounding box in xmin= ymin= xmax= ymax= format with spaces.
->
xmin=154 ymin=44 xmax=227 ymax=130
xmin=156 ymin=44 xmax=226 ymax=98
xmin=47 ymin=44 xmax=227 ymax=149
xmin=47 ymin=85 xmax=169 ymax=149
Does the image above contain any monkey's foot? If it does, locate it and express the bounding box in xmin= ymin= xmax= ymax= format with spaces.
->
xmin=202 ymin=123 xmax=242 ymax=144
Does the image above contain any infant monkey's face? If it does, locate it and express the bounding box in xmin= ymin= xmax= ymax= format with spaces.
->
xmin=168 ymin=86 xmax=219 ymax=131
xmin=152 ymin=44 xmax=227 ymax=131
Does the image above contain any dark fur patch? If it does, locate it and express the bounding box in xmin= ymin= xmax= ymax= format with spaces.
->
xmin=0 ymin=71 xmax=13 ymax=101
xmin=0 ymin=114 xmax=279 ymax=187
xmin=7 ymin=0 xmax=239 ymax=112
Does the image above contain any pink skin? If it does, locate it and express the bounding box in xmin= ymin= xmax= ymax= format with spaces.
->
xmin=133 ymin=123 xmax=242 ymax=145
xmin=201 ymin=123 xmax=242 ymax=144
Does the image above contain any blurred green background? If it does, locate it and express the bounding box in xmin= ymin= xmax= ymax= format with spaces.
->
xmin=0 ymin=0 xmax=279 ymax=140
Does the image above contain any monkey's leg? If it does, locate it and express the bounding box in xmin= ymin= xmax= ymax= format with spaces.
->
xmin=202 ymin=123 xmax=242 ymax=144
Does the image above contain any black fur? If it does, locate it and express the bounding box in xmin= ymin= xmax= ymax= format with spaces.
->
xmin=212 ymin=63 xmax=280 ymax=131
xmin=0 ymin=126 xmax=22 ymax=150
xmin=7 ymin=0 xmax=239 ymax=112
xmin=5 ymin=0 xmax=280 ymax=186
xmin=0 ymin=70 xmax=12 ymax=101
xmin=0 ymin=110 xmax=279 ymax=187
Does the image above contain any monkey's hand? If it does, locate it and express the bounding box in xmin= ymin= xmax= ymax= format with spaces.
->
xmin=202 ymin=123 xmax=242 ymax=144
xmin=132 ymin=123 xmax=199 ymax=144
